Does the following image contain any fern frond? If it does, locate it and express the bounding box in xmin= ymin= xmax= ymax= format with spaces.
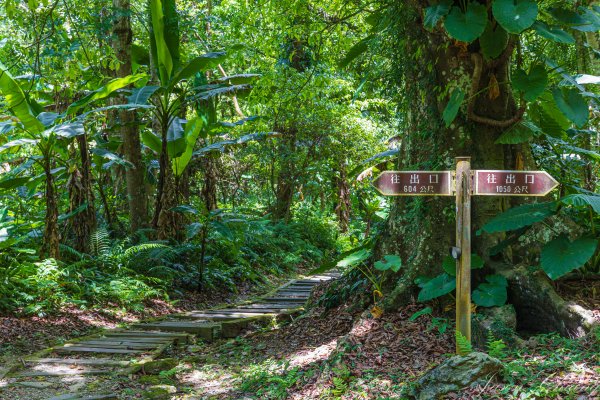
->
xmin=89 ymin=227 xmax=110 ymax=256
xmin=455 ymin=330 xmax=473 ymax=356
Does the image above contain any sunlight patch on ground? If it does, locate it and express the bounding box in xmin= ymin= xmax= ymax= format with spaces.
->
xmin=180 ymin=366 xmax=238 ymax=396
xmin=288 ymin=338 xmax=337 ymax=368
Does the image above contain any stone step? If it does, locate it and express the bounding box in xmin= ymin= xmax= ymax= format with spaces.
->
xmin=26 ymin=358 xmax=130 ymax=367
xmin=55 ymin=346 xmax=142 ymax=354
xmin=73 ymin=341 xmax=160 ymax=350
xmin=132 ymin=321 xmax=221 ymax=340
xmin=260 ymin=297 xmax=307 ymax=303
xmin=273 ymin=291 xmax=311 ymax=297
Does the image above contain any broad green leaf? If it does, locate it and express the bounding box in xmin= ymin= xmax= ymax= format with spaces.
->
xmin=472 ymin=274 xmax=508 ymax=307
xmin=442 ymin=255 xmax=455 ymax=275
xmin=529 ymin=93 xmax=570 ymax=138
xmin=552 ymin=88 xmax=589 ymax=128
xmin=561 ymin=144 xmax=600 ymax=161
xmin=150 ymin=0 xmax=173 ymax=85
xmin=166 ymin=117 xmax=186 ymax=158
xmin=495 ymin=122 xmax=536 ymax=144
xmin=141 ymin=130 xmax=162 ymax=154
xmin=337 ymin=248 xmax=371 ymax=267
xmin=0 ymin=176 xmax=30 ymax=190
xmin=131 ymin=44 xmax=150 ymax=72
xmin=374 ymin=254 xmax=402 ymax=273
xmin=549 ymin=7 xmax=600 ymax=32
xmin=442 ymin=88 xmax=465 ymax=127
xmin=512 ymin=65 xmax=548 ymax=102
xmin=172 ymin=117 xmax=205 ymax=177
xmin=127 ymin=86 xmax=161 ymax=105
xmin=216 ymin=74 xmax=261 ymax=85
xmin=186 ymin=222 xmax=203 ymax=239
xmin=417 ymin=273 xmax=456 ymax=302
xmin=90 ymin=148 xmax=133 ymax=169
xmin=0 ymin=62 xmax=45 ymax=133
xmin=168 ymin=52 xmax=227 ymax=89
xmin=67 ymin=74 xmax=146 ymax=115
xmin=423 ymin=0 xmax=452 ymax=30
xmin=482 ymin=202 xmax=557 ymax=233
xmin=0 ymin=138 xmax=39 ymax=152
xmin=339 ymin=35 xmax=374 ymax=68
xmin=37 ymin=112 xmax=60 ymax=127
xmin=492 ymin=0 xmax=538 ymax=33
xmin=560 ymin=194 xmax=600 ymax=214
xmin=532 ymin=21 xmax=575 ymax=44
xmin=444 ymin=3 xmax=487 ymax=42
xmin=53 ymin=122 xmax=85 ymax=138
xmin=479 ymin=23 xmax=508 ymax=59
xmin=541 ymin=235 xmax=598 ymax=279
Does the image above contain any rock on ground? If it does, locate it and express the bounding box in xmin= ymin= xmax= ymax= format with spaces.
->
xmin=412 ymin=352 xmax=503 ymax=399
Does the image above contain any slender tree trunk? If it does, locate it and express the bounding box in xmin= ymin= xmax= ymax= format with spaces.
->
xmin=272 ymin=127 xmax=297 ymax=221
xmin=335 ymin=160 xmax=351 ymax=233
xmin=113 ymin=0 xmax=147 ymax=233
xmin=377 ymin=2 xmax=592 ymax=336
xmin=202 ymin=157 xmax=219 ymax=211
xmin=68 ymin=135 xmax=97 ymax=253
xmin=41 ymin=158 xmax=60 ymax=259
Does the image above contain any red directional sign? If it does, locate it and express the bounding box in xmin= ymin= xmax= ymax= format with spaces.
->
xmin=372 ymin=171 xmax=453 ymax=196
xmin=474 ymin=170 xmax=558 ymax=196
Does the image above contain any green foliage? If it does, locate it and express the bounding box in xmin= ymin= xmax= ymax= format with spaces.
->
xmin=492 ymin=0 xmax=538 ymax=34
xmin=479 ymin=23 xmax=508 ymax=59
xmin=486 ymin=332 xmax=507 ymax=359
xmin=552 ymin=87 xmax=589 ymax=128
xmin=444 ymin=3 xmax=487 ymax=43
xmin=455 ymin=330 xmax=473 ymax=356
xmin=512 ymin=65 xmax=548 ymax=102
xmin=442 ymin=88 xmax=465 ymax=127
xmin=540 ymin=235 xmax=598 ymax=280
xmin=373 ymin=254 xmax=401 ymax=273
xmin=423 ymin=1 xmax=452 ymax=31
xmin=481 ymin=202 xmax=557 ymax=233
xmin=417 ymin=273 xmax=456 ymax=302
xmin=472 ymin=274 xmax=508 ymax=307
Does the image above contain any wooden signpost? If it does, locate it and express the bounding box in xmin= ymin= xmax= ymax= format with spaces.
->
xmin=372 ymin=157 xmax=559 ymax=353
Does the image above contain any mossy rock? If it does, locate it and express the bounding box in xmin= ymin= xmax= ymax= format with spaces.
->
xmin=412 ymin=352 xmax=503 ymax=399
xmin=472 ymin=304 xmax=522 ymax=349
xmin=142 ymin=358 xmax=178 ymax=375
xmin=138 ymin=375 xmax=162 ymax=385
xmin=142 ymin=384 xmax=176 ymax=399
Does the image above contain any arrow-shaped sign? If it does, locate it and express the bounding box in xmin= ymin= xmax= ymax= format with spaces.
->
xmin=474 ymin=170 xmax=558 ymax=196
xmin=372 ymin=171 xmax=453 ymax=196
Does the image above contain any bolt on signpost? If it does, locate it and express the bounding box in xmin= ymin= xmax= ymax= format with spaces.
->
xmin=372 ymin=157 xmax=558 ymax=354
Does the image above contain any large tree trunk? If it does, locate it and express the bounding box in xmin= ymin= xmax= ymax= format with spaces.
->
xmin=68 ymin=135 xmax=97 ymax=253
xmin=377 ymin=3 xmax=592 ymax=336
xmin=41 ymin=158 xmax=60 ymax=259
xmin=113 ymin=0 xmax=147 ymax=233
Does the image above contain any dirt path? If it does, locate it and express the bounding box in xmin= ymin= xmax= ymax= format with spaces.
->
xmin=0 ymin=272 xmax=339 ymax=400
